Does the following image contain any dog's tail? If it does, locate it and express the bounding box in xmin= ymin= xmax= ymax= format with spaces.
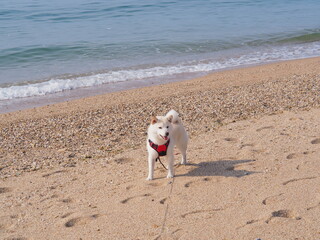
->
xmin=166 ymin=109 xmax=181 ymax=124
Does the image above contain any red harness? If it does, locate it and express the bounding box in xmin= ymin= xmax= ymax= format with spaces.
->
xmin=148 ymin=139 xmax=170 ymax=157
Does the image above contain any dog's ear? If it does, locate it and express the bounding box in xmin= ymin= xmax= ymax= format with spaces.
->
xmin=167 ymin=115 xmax=173 ymax=123
xmin=150 ymin=116 xmax=158 ymax=125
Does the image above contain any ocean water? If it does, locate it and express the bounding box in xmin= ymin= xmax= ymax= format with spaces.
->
xmin=1 ymin=0 xmax=320 ymax=105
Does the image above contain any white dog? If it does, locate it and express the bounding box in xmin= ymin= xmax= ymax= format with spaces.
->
xmin=146 ymin=110 xmax=188 ymax=180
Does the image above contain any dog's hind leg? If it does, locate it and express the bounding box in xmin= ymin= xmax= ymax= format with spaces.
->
xmin=166 ymin=154 xmax=174 ymax=178
xmin=177 ymin=141 xmax=187 ymax=165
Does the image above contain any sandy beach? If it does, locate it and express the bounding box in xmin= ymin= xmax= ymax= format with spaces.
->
xmin=1 ymin=57 xmax=320 ymax=239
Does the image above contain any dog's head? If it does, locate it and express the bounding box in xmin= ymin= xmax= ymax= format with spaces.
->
xmin=149 ymin=115 xmax=173 ymax=142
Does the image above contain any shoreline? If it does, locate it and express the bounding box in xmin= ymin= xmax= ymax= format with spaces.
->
xmin=0 ymin=56 xmax=319 ymax=115
xmin=1 ymin=56 xmax=319 ymax=119
xmin=0 ymin=69 xmax=206 ymax=114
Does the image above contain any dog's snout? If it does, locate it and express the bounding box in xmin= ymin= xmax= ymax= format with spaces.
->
xmin=165 ymin=132 xmax=169 ymax=136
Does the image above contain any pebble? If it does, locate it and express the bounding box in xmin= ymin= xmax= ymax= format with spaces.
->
xmin=0 ymin=74 xmax=319 ymax=178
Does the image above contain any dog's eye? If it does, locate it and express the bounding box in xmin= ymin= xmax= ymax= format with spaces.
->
xmin=158 ymin=127 xmax=162 ymax=129
xmin=166 ymin=126 xmax=169 ymax=128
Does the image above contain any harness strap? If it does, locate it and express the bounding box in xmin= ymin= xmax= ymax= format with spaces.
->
xmin=149 ymin=139 xmax=170 ymax=170
xmin=148 ymin=139 xmax=170 ymax=157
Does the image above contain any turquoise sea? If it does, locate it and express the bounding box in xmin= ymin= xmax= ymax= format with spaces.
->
xmin=0 ymin=0 xmax=320 ymax=109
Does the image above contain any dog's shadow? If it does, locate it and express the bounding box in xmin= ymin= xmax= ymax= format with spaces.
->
xmin=178 ymin=159 xmax=258 ymax=178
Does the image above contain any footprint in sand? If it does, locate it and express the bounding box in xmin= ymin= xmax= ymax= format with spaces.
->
xmin=286 ymin=151 xmax=314 ymax=160
xmin=61 ymin=198 xmax=73 ymax=203
xmin=237 ymin=219 xmax=262 ymax=229
xmin=159 ymin=198 xmax=167 ymax=204
xmin=64 ymin=214 xmax=101 ymax=228
xmin=311 ymin=138 xmax=320 ymax=144
xmin=240 ymin=143 xmax=255 ymax=149
xmin=262 ymin=193 xmax=285 ymax=205
xmin=42 ymin=170 xmax=67 ymax=177
xmin=120 ymin=193 xmax=151 ymax=204
xmin=125 ymin=185 xmax=134 ymax=190
xmin=181 ymin=208 xmax=224 ymax=219
xmin=265 ymin=209 xmax=301 ymax=223
xmin=65 ymin=217 xmax=82 ymax=227
xmin=114 ymin=157 xmax=131 ymax=164
xmin=202 ymin=177 xmax=211 ymax=182
xmin=286 ymin=153 xmax=298 ymax=159
xmin=256 ymin=126 xmax=274 ymax=132
xmin=184 ymin=178 xmax=212 ymax=188
xmin=61 ymin=212 xmax=74 ymax=219
xmin=146 ymin=181 xmax=170 ymax=188
xmin=184 ymin=181 xmax=193 ymax=188
xmin=147 ymin=182 xmax=161 ymax=187
xmin=224 ymin=137 xmax=238 ymax=142
xmin=40 ymin=194 xmax=59 ymax=203
xmin=283 ymin=176 xmax=318 ymax=186
xmin=272 ymin=210 xmax=297 ymax=218
xmin=0 ymin=187 xmax=11 ymax=194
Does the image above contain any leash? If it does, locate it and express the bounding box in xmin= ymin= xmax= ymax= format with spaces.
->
xmin=154 ymin=177 xmax=174 ymax=240
xmin=156 ymin=156 xmax=167 ymax=170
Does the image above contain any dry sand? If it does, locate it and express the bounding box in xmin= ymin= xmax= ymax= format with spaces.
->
xmin=0 ymin=57 xmax=320 ymax=239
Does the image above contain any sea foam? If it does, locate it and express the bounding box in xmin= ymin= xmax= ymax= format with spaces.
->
xmin=0 ymin=42 xmax=319 ymax=101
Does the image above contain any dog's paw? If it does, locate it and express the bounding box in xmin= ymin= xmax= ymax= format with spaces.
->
xmin=146 ymin=176 xmax=153 ymax=181
xmin=167 ymin=174 xmax=174 ymax=179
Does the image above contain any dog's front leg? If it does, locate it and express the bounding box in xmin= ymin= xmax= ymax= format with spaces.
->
xmin=147 ymin=155 xmax=155 ymax=180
